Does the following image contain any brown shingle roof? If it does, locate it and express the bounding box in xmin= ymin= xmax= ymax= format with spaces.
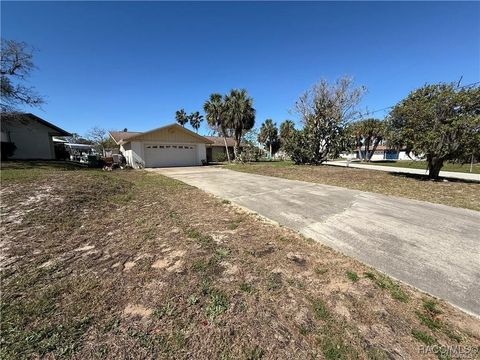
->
xmin=109 ymin=131 xmax=142 ymax=144
xmin=204 ymin=136 xmax=237 ymax=147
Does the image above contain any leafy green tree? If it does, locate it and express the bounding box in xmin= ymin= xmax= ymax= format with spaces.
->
xmin=223 ymin=89 xmax=256 ymax=159
xmin=285 ymin=76 xmax=366 ymax=164
xmin=387 ymin=83 xmax=480 ymax=179
xmin=350 ymin=118 xmax=384 ymax=162
xmin=258 ymin=119 xmax=279 ymax=158
xmin=188 ymin=111 xmax=203 ymax=133
xmin=204 ymin=93 xmax=232 ymax=162
xmin=1 ymin=39 xmax=44 ymax=111
xmin=175 ymin=109 xmax=188 ymax=127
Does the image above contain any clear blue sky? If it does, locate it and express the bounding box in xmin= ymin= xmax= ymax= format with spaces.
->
xmin=2 ymin=1 xmax=479 ymax=136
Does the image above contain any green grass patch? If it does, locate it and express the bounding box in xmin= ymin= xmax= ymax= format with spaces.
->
xmin=205 ymin=290 xmax=229 ymax=321
xmin=312 ymin=299 xmax=330 ymax=320
xmin=416 ymin=310 xmax=442 ymax=330
xmin=411 ymin=329 xmax=436 ymax=345
xmin=346 ymin=271 xmax=359 ymax=282
xmin=239 ymin=282 xmax=255 ymax=294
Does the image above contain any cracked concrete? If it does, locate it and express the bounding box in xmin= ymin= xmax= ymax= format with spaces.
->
xmin=149 ymin=166 xmax=480 ymax=317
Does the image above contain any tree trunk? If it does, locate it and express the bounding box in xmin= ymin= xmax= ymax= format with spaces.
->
xmin=365 ymin=137 xmax=372 ymax=162
xmin=368 ymin=137 xmax=381 ymax=162
xmin=222 ymin=135 xmax=231 ymax=162
xmin=427 ymin=156 xmax=444 ymax=180
xmin=269 ymin=143 xmax=272 ymax=159
xmin=233 ymin=137 xmax=241 ymax=162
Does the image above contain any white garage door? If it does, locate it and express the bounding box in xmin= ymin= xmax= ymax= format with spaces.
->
xmin=144 ymin=144 xmax=196 ymax=167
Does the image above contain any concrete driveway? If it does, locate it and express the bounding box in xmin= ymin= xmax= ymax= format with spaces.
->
xmin=149 ymin=166 xmax=480 ymax=317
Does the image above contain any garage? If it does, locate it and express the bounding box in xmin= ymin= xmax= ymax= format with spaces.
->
xmin=145 ymin=144 xmax=196 ymax=167
xmin=110 ymin=123 xmax=213 ymax=169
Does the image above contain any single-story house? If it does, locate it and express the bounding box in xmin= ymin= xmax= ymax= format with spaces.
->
xmin=1 ymin=112 xmax=71 ymax=160
xmin=109 ymin=123 xmax=213 ymax=168
xmin=204 ymin=136 xmax=239 ymax=162
xmin=341 ymin=144 xmax=421 ymax=161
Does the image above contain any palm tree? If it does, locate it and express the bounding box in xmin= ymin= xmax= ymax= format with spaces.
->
xmin=204 ymin=93 xmax=231 ymax=162
xmin=258 ymin=119 xmax=278 ymax=159
xmin=188 ymin=111 xmax=203 ymax=133
xmin=279 ymin=120 xmax=295 ymax=142
xmin=223 ymin=89 xmax=255 ymax=159
xmin=175 ymin=109 xmax=188 ymax=127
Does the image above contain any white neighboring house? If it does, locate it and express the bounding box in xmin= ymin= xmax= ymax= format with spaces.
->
xmin=1 ymin=113 xmax=71 ymax=160
xmin=109 ymin=123 xmax=213 ymax=168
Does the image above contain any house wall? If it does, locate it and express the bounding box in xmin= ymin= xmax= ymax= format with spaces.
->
xmin=121 ymin=141 xmax=207 ymax=168
xmin=1 ymin=117 xmax=55 ymax=159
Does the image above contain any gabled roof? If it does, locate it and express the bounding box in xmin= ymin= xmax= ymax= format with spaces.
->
xmin=110 ymin=123 xmax=213 ymax=144
xmin=109 ymin=131 xmax=142 ymax=144
xmin=1 ymin=112 xmax=71 ymax=136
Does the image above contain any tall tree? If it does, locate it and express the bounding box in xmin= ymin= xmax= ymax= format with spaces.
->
xmin=188 ymin=111 xmax=203 ymax=133
xmin=1 ymin=39 xmax=44 ymax=111
xmin=285 ymin=76 xmax=366 ymax=164
xmin=258 ymin=119 xmax=279 ymax=158
xmin=86 ymin=127 xmax=116 ymax=156
xmin=279 ymin=120 xmax=295 ymax=146
xmin=203 ymin=93 xmax=231 ymax=162
xmin=350 ymin=118 xmax=384 ymax=162
xmin=223 ymin=89 xmax=256 ymax=158
xmin=387 ymin=83 xmax=480 ymax=179
xmin=175 ymin=109 xmax=188 ymax=127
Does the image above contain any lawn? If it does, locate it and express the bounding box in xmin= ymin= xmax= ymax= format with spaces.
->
xmin=225 ymin=161 xmax=480 ymax=211
xmin=356 ymin=160 xmax=480 ymax=174
xmin=1 ymin=162 xmax=479 ymax=359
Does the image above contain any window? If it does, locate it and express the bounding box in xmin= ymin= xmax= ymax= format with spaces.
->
xmin=146 ymin=145 xmax=151 ymax=148
xmin=173 ymin=145 xmax=177 ymax=149
xmin=166 ymin=145 xmax=171 ymax=148
xmin=179 ymin=146 xmax=183 ymax=149
xmin=159 ymin=145 xmax=164 ymax=149
xmin=152 ymin=145 xmax=157 ymax=148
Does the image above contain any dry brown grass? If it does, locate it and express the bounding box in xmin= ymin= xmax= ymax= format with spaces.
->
xmin=225 ymin=162 xmax=480 ymax=211
xmin=1 ymin=163 xmax=479 ymax=359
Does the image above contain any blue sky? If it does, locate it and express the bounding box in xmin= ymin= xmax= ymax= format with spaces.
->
xmin=2 ymin=1 xmax=479 ymax=136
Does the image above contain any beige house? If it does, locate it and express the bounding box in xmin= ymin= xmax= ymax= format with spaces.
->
xmin=109 ymin=123 xmax=213 ymax=168
xmin=1 ymin=113 xmax=71 ymax=160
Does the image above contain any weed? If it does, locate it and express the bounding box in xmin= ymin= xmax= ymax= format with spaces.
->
xmin=205 ymin=290 xmax=229 ymax=321
xmin=245 ymin=345 xmax=264 ymax=359
xmin=346 ymin=271 xmax=359 ymax=282
xmin=103 ymin=317 xmax=120 ymax=333
xmin=287 ymin=278 xmax=305 ymax=289
xmin=412 ymin=329 xmax=436 ymax=345
xmin=187 ymin=294 xmax=199 ymax=306
xmin=367 ymin=274 xmax=409 ymax=302
xmin=228 ymin=222 xmax=239 ymax=230
xmin=266 ymin=272 xmax=282 ymax=291
xmin=312 ymin=299 xmax=329 ymax=320
xmin=215 ymin=247 xmax=230 ymax=260
xmin=423 ymin=299 xmax=442 ymax=315
xmin=363 ymin=271 xmax=376 ymax=280
xmin=314 ymin=267 xmax=328 ymax=275
xmin=321 ymin=337 xmax=357 ymax=360
xmin=153 ymin=302 xmax=176 ymax=319
xmin=299 ymin=326 xmax=310 ymax=336
xmin=239 ymin=282 xmax=254 ymax=294
xmin=221 ymin=199 xmax=231 ymax=204
xmin=186 ymin=228 xmax=214 ymax=248
xmin=416 ymin=311 xmax=442 ymax=330
xmin=366 ymin=348 xmax=389 ymax=360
